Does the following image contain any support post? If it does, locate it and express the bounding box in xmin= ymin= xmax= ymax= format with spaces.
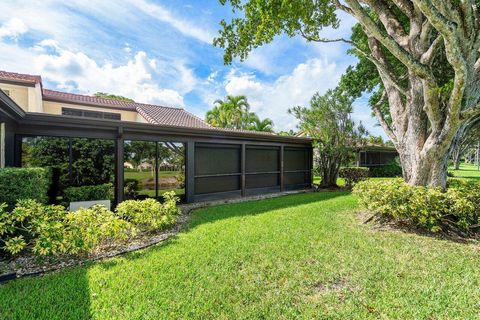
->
xmin=241 ymin=143 xmax=246 ymax=196
xmin=280 ymin=145 xmax=285 ymax=191
xmin=115 ymin=127 xmax=124 ymax=205
xmin=155 ymin=142 xmax=159 ymax=198
xmin=186 ymin=141 xmax=195 ymax=203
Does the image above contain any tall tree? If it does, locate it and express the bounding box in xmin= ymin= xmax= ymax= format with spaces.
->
xmin=451 ymin=120 xmax=480 ymax=169
xmin=214 ymin=0 xmax=480 ymax=189
xmin=205 ymin=95 xmax=275 ymax=131
xmin=290 ymin=89 xmax=367 ymax=187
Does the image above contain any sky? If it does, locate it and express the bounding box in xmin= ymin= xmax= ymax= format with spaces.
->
xmin=0 ymin=0 xmax=386 ymax=138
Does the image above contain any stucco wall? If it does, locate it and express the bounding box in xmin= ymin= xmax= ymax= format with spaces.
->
xmin=43 ymin=101 xmax=139 ymax=121
xmin=0 ymin=83 xmax=29 ymax=111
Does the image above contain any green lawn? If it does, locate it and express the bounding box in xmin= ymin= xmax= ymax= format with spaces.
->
xmin=450 ymin=163 xmax=480 ymax=180
xmin=1 ymin=192 xmax=479 ymax=319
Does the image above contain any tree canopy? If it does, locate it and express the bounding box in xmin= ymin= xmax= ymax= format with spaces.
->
xmin=290 ymin=89 xmax=367 ymax=187
xmin=93 ymin=92 xmax=134 ymax=102
xmin=215 ymin=0 xmax=480 ymax=188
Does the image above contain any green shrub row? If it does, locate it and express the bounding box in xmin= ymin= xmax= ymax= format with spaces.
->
xmin=368 ymin=160 xmax=402 ymax=177
xmin=0 ymin=167 xmax=50 ymax=208
xmin=0 ymin=192 xmax=180 ymax=256
xmin=63 ymin=183 xmax=114 ymax=204
xmin=353 ymin=179 xmax=480 ymax=233
xmin=338 ymin=167 xmax=370 ymax=189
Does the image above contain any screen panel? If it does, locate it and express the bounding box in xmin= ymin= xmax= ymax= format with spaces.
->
xmin=246 ymin=146 xmax=279 ymax=173
xmin=284 ymin=147 xmax=310 ymax=171
xmin=284 ymin=171 xmax=310 ymax=186
xmin=195 ymin=143 xmax=241 ymax=176
xmin=195 ymin=175 xmax=241 ymax=194
xmin=246 ymin=173 xmax=280 ymax=189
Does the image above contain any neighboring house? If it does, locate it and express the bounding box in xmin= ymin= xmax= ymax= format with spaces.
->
xmin=0 ymin=70 xmax=313 ymax=203
xmin=355 ymin=145 xmax=399 ymax=167
xmin=123 ymin=162 xmax=134 ymax=169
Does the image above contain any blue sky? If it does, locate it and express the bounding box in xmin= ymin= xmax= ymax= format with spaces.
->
xmin=0 ymin=0 xmax=385 ymax=138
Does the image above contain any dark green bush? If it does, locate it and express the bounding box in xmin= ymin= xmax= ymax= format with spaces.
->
xmin=369 ymin=160 xmax=402 ymax=177
xmin=353 ymin=179 xmax=480 ymax=234
xmin=338 ymin=167 xmax=369 ymax=189
xmin=0 ymin=167 xmax=50 ymax=208
xmin=63 ymin=183 xmax=113 ymax=203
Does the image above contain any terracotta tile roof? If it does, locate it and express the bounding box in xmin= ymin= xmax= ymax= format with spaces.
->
xmin=0 ymin=70 xmax=282 ymax=136
xmin=136 ymin=103 xmax=212 ymax=129
xmin=0 ymin=70 xmax=42 ymax=84
xmin=43 ymin=89 xmax=138 ymax=111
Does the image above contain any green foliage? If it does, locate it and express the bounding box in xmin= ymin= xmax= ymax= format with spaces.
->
xmin=0 ymin=199 xmax=69 ymax=256
xmin=65 ymin=205 xmax=135 ymax=254
xmin=205 ymin=95 xmax=274 ymax=132
xmin=354 ymin=179 xmax=480 ymax=233
xmin=116 ymin=192 xmax=180 ymax=232
xmin=0 ymin=167 xmax=50 ymax=208
xmin=368 ymin=160 xmax=402 ymax=177
xmin=0 ymin=200 xmax=135 ymax=256
xmin=93 ymin=92 xmax=134 ymax=102
xmin=338 ymin=167 xmax=369 ymax=189
xmin=63 ymin=183 xmax=114 ymax=203
xmin=290 ymin=89 xmax=367 ymax=187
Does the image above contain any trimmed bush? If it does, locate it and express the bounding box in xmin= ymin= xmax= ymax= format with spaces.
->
xmin=116 ymin=192 xmax=180 ymax=232
xmin=338 ymin=167 xmax=369 ymax=189
xmin=369 ymin=160 xmax=402 ymax=177
xmin=0 ymin=167 xmax=50 ymax=208
xmin=353 ymin=179 xmax=480 ymax=234
xmin=63 ymin=183 xmax=114 ymax=203
xmin=65 ymin=205 xmax=135 ymax=254
xmin=0 ymin=199 xmax=135 ymax=256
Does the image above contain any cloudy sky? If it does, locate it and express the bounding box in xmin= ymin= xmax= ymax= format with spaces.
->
xmin=0 ymin=0 xmax=384 ymax=137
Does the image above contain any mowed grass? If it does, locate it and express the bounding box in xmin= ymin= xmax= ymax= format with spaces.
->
xmin=1 ymin=192 xmax=479 ymax=319
xmin=450 ymin=163 xmax=480 ymax=180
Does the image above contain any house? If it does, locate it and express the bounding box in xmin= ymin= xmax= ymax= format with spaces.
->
xmin=0 ymin=70 xmax=312 ymax=203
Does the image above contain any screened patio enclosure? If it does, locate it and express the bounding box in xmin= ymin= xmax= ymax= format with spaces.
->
xmin=1 ymin=91 xmax=313 ymax=204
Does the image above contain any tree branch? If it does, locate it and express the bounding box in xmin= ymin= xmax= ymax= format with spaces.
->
xmin=344 ymin=0 xmax=431 ymax=79
xmin=372 ymin=90 xmax=396 ymax=141
xmin=420 ymin=34 xmax=443 ymax=65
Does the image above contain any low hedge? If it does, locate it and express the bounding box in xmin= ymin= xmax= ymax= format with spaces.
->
xmin=338 ymin=167 xmax=370 ymax=189
xmin=368 ymin=160 xmax=402 ymax=177
xmin=0 ymin=167 xmax=50 ymax=208
xmin=63 ymin=183 xmax=114 ymax=203
xmin=353 ymin=178 xmax=480 ymax=234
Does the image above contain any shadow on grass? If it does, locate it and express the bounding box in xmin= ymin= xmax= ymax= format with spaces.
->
xmin=0 ymin=191 xmax=351 ymax=319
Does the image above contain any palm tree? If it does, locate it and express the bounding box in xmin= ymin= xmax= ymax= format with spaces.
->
xmin=205 ymin=95 xmax=275 ymax=132
xmin=249 ymin=117 xmax=274 ymax=132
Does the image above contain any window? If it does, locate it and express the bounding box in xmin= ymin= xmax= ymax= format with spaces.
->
xmin=62 ymin=107 xmax=121 ymax=120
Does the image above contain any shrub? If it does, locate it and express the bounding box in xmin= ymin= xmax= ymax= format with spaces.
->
xmin=353 ymin=179 xmax=480 ymax=234
xmin=124 ymin=179 xmax=140 ymax=200
xmin=65 ymin=205 xmax=135 ymax=254
xmin=0 ymin=199 xmax=135 ymax=256
xmin=338 ymin=167 xmax=369 ymax=189
xmin=63 ymin=183 xmax=114 ymax=203
xmin=369 ymin=160 xmax=402 ymax=177
xmin=116 ymin=192 xmax=180 ymax=232
xmin=0 ymin=199 xmax=68 ymax=256
xmin=0 ymin=167 xmax=50 ymax=208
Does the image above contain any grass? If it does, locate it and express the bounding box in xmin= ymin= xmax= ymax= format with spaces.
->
xmin=450 ymin=163 xmax=480 ymax=180
xmin=1 ymin=192 xmax=479 ymax=319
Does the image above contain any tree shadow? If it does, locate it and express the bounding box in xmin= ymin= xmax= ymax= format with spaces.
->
xmin=0 ymin=191 xmax=350 ymax=319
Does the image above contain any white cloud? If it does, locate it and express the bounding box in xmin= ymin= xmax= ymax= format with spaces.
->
xmin=0 ymin=18 xmax=28 ymax=40
xmin=223 ymin=59 xmax=346 ymax=131
xmin=32 ymin=43 xmax=187 ymax=107
xmin=129 ymin=0 xmax=214 ymax=43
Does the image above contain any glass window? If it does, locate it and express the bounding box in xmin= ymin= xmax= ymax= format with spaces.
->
xmin=21 ymin=136 xmax=115 ymax=203
xmin=123 ymin=140 xmax=185 ymax=202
